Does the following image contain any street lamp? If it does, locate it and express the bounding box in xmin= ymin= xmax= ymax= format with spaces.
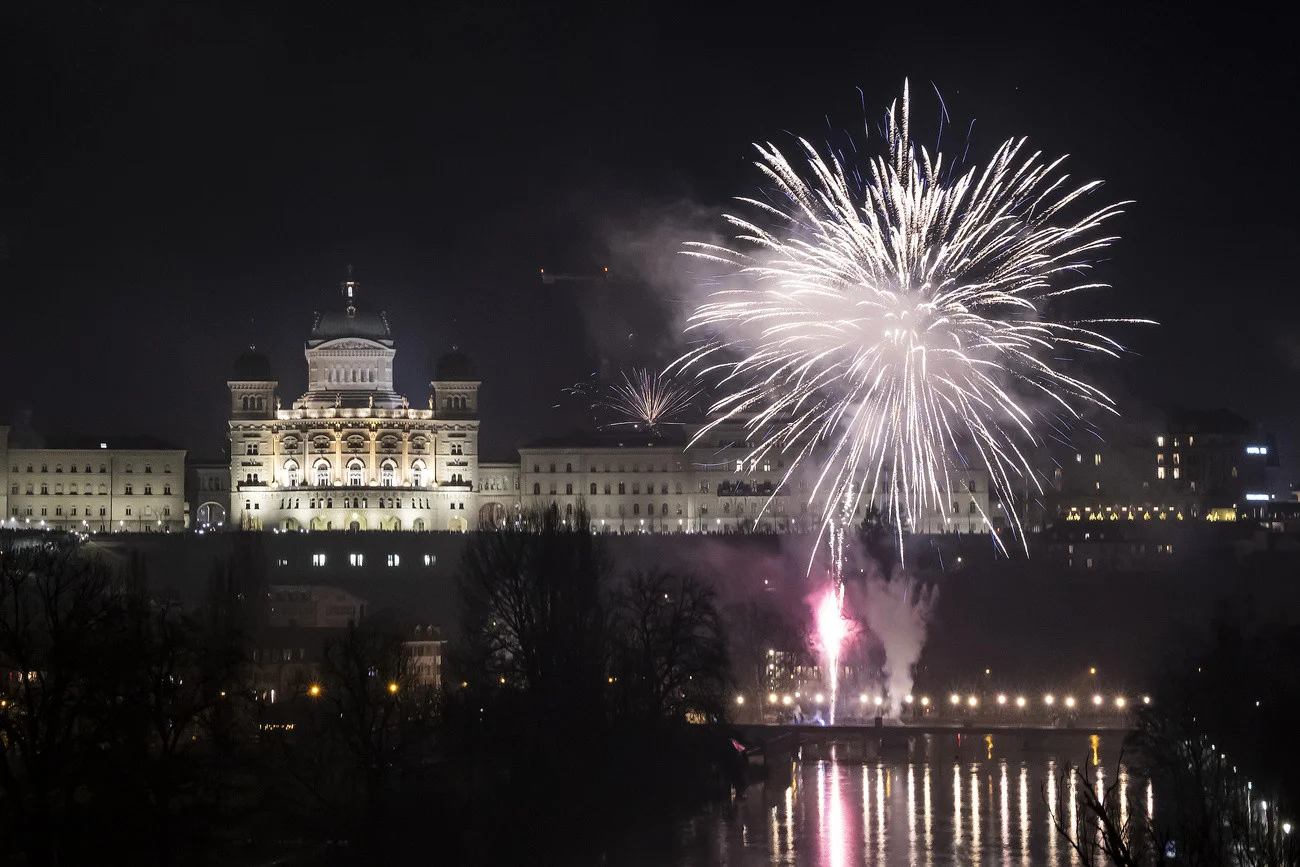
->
xmin=1015 ymin=696 xmax=1026 ymax=708
xmin=1065 ymin=696 xmax=1076 ymax=708
xmin=387 ymin=682 xmax=399 ymax=694
xmin=950 ymin=694 xmax=961 ymax=705
xmin=996 ymin=694 xmax=1007 ymax=705
xmin=308 ymin=684 xmax=321 ymax=697
xmin=1044 ymin=694 xmax=1055 ymax=706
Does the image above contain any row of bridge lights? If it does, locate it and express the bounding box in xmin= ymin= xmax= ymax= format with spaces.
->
xmin=741 ymin=692 xmax=1153 ymax=709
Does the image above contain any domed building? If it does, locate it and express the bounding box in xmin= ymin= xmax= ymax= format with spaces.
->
xmin=226 ymin=274 xmax=517 ymax=532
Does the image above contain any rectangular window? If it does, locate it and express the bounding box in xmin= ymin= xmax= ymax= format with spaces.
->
xmin=312 ymin=553 xmax=326 ymax=567
xmin=387 ymin=554 xmax=400 ymax=567
xmin=1157 ymin=467 xmax=1166 ymax=480
xmin=423 ymin=554 xmax=436 ymax=566
xmin=349 ymin=553 xmax=364 ymax=567
xmin=277 ymin=558 xmax=289 ymax=567
xmin=124 ymin=507 xmax=131 ymax=516
xmin=124 ymin=485 xmax=133 ymax=495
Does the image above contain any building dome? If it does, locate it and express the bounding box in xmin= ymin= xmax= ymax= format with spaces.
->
xmin=434 ymin=348 xmax=477 ymax=381
xmin=231 ymin=347 xmax=275 ymax=381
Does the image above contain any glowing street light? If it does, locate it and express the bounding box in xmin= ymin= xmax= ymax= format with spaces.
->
xmin=1143 ymin=696 xmax=1151 ymax=705
xmin=950 ymin=694 xmax=961 ymax=705
xmin=1015 ymin=696 xmax=1026 ymax=708
xmin=1092 ymin=694 xmax=1103 ymax=706
xmin=308 ymin=684 xmax=321 ymax=697
xmin=1065 ymin=696 xmax=1076 ymax=708
xmin=996 ymin=694 xmax=1007 ymax=705
xmin=859 ymin=694 xmax=868 ymax=704
xmin=735 ymin=695 xmax=745 ymax=706
xmin=873 ymin=696 xmax=884 ymax=707
xmin=920 ymin=696 xmax=930 ymax=707
xmin=1115 ymin=697 xmax=1126 ymax=708
xmin=1044 ymin=694 xmax=1055 ymax=706
xmin=814 ymin=693 xmax=824 ymax=704
xmin=904 ymin=695 xmax=914 ymax=704
xmin=387 ymin=682 xmax=399 ymax=694
xmin=782 ymin=695 xmax=792 ymax=706
xmin=768 ymin=693 xmax=778 ymax=704
xmin=967 ymin=696 xmax=978 ymax=708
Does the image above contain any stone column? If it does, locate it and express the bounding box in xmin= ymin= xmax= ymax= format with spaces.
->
xmin=401 ymin=431 xmax=410 ymax=486
xmin=334 ymin=430 xmax=343 ymax=486
xmin=369 ymin=428 xmax=377 ymax=485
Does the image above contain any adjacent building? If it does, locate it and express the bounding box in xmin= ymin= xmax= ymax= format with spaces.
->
xmin=1 ymin=426 xmax=186 ymax=533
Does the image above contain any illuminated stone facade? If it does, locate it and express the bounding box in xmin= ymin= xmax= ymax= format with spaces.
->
xmin=228 ymin=277 xmax=492 ymax=532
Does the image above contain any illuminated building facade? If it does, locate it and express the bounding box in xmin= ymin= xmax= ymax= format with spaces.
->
xmin=227 ymin=276 xmax=507 ymax=532
xmin=0 ymin=426 xmax=186 ymax=533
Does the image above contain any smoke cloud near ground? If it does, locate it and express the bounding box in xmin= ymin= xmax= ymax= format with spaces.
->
xmin=848 ymin=570 xmax=938 ymax=717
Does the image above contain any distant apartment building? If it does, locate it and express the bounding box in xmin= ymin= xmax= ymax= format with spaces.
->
xmin=404 ymin=624 xmax=445 ymax=689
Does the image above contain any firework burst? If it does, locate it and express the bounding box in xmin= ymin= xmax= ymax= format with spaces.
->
xmin=598 ymin=367 xmax=701 ymax=434
xmin=678 ymin=81 xmax=1150 ymax=551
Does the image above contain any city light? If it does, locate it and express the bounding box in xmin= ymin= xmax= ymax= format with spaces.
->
xmin=1044 ymin=694 xmax=1055 ymax=705
xmin=996 ymin=694 xmax=1007 ymax=705
xmin=387 ymin=682 xmax=399 ymax=694
xmin=735 ymin=695 xmax=745 ymax=706
xmin=1143 ymin=696 xmax=1151 ymax=704
xmin=308 ymin=684 xmax=321 ymax=697
xmin=1115 ymin=697 xmax=1126 ymax=708
xmin=920 ymin=696 xmax=930 ymax=707
xmin=873 ymin=696 xmax=883 ymax=707
xmin=1065 ymin=696 xmax=1076 ymax=708
xmin=782 ymin=695 xmax=792 ymax=706
xmin=814 ymin=693 xmax=824 ymax=704
xmin=768 ymin=693 xmax=778 ymax=704
xmin=1016 ymin=696 xmax=1026 ymax=708
xmin=967 ymin=696 xmax=978 ymax=707
xmin=904 ymin=695 xmax=913 ymax=704
xmin=1092 ymin=694 xmax=1103 ymax=706
xmin=859 ymin=694 xmax=868 ymax=704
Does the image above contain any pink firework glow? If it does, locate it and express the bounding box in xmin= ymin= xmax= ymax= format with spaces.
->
xmin=814 ymin=584 xmax=850 ymax=723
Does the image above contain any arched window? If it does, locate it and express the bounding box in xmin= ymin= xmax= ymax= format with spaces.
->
xmin=347 ymin=460 xmax=364 ymax=487
xmin=661 ymin=503 xmax=668 ymax=516
xmin=381 ymin=460 xmax=396 ymax=487
xmin=590 ymin=483 xmax=597 ymax=495
xmin=533 ymin=483 xmax=541 ymax=495
xmin=314 ymin=460 xmax=331 ymax=487
xmin=411 ymin=460 xmax=426 ymax=487
xmin=968 ymin=501 xmax=977 ymax=514
xmin=284 ymin=460 xmax=300 ymax=487
xmin=633 ymin=504 xmax=640 ymax=516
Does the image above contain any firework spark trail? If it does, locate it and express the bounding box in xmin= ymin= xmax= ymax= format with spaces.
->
xmin=677 ymin=81 xmax=1149 ymax=552
xmin=677 ymin=82 xmax=1149 ymax=718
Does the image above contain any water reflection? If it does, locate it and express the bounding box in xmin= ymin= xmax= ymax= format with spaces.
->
xmin=615 ymin=735 xmax=1153 ymax=866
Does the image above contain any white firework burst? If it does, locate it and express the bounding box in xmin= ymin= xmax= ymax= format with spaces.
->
xmin=677 ymin=81 xmax=1150 ymax=549
xmin=600 ymin=368 xmax=701 ymax=434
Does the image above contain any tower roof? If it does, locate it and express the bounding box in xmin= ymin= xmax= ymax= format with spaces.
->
xmin=231 ymin=347 xmax=275 ymax=381
xmin=433 ymin=347 xmax=477 ymax=381
xmin=307 ymin=271 xmax=393 ymax=346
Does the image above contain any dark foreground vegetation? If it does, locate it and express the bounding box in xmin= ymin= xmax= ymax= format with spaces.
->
xmin=0 ymin=509 xmax=740 ymax=866
xmin=1050 ymin=604 xmax=1300 ymax=866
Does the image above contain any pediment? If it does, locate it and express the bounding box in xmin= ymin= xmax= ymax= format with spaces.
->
xmin=310 ymin=338 xmax=391 ymax=352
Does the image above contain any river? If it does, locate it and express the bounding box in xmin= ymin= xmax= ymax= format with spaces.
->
xmin=595 ymin=733 xmax=1145 ymax=866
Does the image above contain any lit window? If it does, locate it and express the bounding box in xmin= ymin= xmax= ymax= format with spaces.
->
xmin=387 ymin=554 xmax=400 ymax=567
xmin=1156 ymin=436 xmax=1164 ymax=447
xmin=349 ymin=553 xmax=364 ymax=567
xmin=1172 ymin=453 xmax=1180 ymax=465
xmin=423 ymin=554 xmax=436 ymax=566
xmin=1157 ymin=467 xmax=1166 ymax=480
xmin=1173 ymin=468 xmax=1180 ymax=479
xmin=312 ymin=553 xmax=326 ymax=567
xmin=1157 ymin=454 xmax=1164 ymax=464
xmin=1094 ymin=454 xmax=1101 ymax=466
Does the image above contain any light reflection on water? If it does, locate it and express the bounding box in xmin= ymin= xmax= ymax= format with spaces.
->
xmin=611 ymin=736 xmax=1147 ymax=867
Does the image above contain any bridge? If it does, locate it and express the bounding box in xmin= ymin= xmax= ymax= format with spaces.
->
xmin=736 ymin=721 xmax=1135 ymax=766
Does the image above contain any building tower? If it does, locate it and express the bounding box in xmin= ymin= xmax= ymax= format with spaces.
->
xmin=228 ymin=346 xmax=278 ymax=421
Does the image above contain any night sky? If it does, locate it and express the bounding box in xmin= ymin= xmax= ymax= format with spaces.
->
xmin=3 ymin=5 xmax=1296 ymax=464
